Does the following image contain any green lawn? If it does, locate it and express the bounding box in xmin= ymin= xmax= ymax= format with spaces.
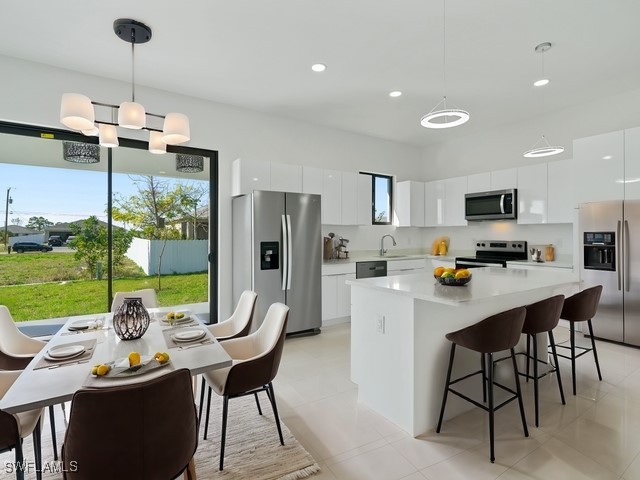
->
xmin=1 ymin=273 xmax=208 ymax=322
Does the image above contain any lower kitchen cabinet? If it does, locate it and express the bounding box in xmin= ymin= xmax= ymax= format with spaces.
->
xmin=322 ymin=273 xmax=354 ymax=321
xmin=387 ymin=259 xmax=426 ymax=275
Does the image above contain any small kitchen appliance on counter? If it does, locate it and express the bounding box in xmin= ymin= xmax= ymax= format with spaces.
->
xmin=455 ymin=240 xmax=528 ymax=269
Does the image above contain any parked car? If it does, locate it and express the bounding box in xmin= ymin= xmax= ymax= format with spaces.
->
xmin=12 ymin=242 xmax=53 ymax=253
xmin=65 ymin=236 xmax=77 ymax=245
xmin=47 ymin=236 xmax=63 ymax=247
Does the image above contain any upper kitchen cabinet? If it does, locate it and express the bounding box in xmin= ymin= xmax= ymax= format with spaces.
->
xmin=232 ymin=158 xmax=270 ymax=196
xmin=302 ymin=166 xmax=324 ymax=195
xmin=517 ymin=163 xmax=547 ymax=224
xmin=341 ymin=172 xmax=359 ymax=225
xmin=624 ymin=127 xmax=640 ymax=200
xmin=424 ymin=180 xmax=445 ymax=226
xmin=396 ymin=181 xmax=425 ymax=227
xmin=490 ymin=168 xmax=517 ymax=190
xmin=573 ymin=130 xmax=624 ymax=203
xmin=444 ymin=176 xmax=468 ymax=226
xmin=357 ymin=174 xmax=373 ymax=225
xmin=270 ymin=163 xmax=302 ymax=193
xmin=322 ymin=169 xmax=342 ymax=225
xmin=467 ymin=173 xmax=491 ymax=193
xmin=547 ymin=159 xmax=575 ymax=223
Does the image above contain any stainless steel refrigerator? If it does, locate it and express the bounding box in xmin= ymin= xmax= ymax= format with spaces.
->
xmin=232 ymin=191 xmax=322 ymax=335
xmin=579 ymin=201 xmax=640 ymax=346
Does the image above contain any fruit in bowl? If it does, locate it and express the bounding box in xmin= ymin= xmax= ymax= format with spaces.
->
xmin=433 ymin=267 xmax=472 ymax=286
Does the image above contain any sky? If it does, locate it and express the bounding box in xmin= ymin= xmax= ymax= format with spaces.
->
xmin=0 ymin=163 xmax=208 ymax=227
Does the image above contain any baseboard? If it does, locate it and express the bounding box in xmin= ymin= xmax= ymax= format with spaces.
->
xmin=322 ymin=316 xmax=351 ymax=328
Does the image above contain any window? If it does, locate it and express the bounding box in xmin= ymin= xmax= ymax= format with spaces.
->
xmin=360 ymin=172 xmax=393 ymax=225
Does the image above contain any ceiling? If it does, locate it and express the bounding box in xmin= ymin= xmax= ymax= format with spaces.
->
xmin=2 ymin=1 xmax=640 ymax=147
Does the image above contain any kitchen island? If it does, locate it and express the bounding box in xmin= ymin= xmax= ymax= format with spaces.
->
xmin=346 ymin=267 xmax=579 ymax=436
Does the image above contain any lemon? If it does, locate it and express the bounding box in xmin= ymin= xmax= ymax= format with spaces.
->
xmin=128 ymin=351 xmax=141 ymax=367
xmin=444 ymin=268 xmax=455 ymax=274
xmin=91 ymin=365 xmax=98 ymax=376
xmin=176 ymin=312 xmax=185 ymax=319
xmin=96 ymin=364 xmax=110 ymax=376
xmin=441 ymin=272 xmax=455 ymax=279
xmin=167 ymin=311 xmax=175 ymax=320
xmin=455 ymin=269 xmax=470 ymax=279
xmin=433 ymin=266 xmax=445 ymax=277
xmin=155 ymin=352 xmax=170 ymax=364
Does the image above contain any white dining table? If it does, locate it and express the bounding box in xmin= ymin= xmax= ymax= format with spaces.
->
xmin=0 ymin=308 xmax=232 ymax=414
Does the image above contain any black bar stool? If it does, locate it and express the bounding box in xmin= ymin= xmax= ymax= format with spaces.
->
xmin=555 ymin=285 xmax=603 ymax=395
xmin=522 ymin=295 xmax=566 ymax=427
xmin=436 ymin=307 xmax=528 ymax=463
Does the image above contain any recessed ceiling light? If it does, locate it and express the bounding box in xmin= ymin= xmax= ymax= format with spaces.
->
xmin=534 ymin=79 xmax=549 ymax=87
xmin=603 ymin=155 xmax=613 ymax=160
xmin=389 ymin=91 xmax=402 ymax=98
xmin=311 ymin=63 xmax=326 ymax=72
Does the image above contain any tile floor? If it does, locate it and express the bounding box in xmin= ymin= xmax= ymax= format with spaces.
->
xmin=274 ymin=323 xmax=640 ymax=480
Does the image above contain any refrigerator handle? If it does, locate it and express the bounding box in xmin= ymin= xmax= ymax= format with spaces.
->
xmin=625 ymin=219 xmax=630 ymax=292
xmin=617 ymin=220 xmax=622 ymax=291
xmin=286 ymin=214 xmax=293 ymax=290
xmin=281 ymin=215 xmax=288 ymax=291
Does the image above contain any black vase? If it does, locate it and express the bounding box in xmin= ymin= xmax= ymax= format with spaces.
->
xmin=113 ymin=298 xmax=150 ymax=340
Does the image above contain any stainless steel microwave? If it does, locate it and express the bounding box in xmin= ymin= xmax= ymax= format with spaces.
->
xmin=465 ymin=189 xmax=517 ymax=221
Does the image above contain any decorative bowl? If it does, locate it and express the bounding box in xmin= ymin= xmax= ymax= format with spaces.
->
xmin=434 ymin=274 xmax=472 ymax=286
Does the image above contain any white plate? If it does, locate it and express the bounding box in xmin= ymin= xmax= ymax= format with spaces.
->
xmin=171 ymin=329 xmax=206 ymax=343
xmin=165 ymin=310 xmax=191 ymax=323
xmin=68 ymin=320 xmax=92 ymax=331
xmin=46 ymin=344 xmax=85 ymax=360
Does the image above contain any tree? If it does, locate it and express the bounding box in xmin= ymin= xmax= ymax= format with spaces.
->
xmin=26 ymin=216 xmax=53 ymax=231
xmin=112 ymin=176 xmax=184 ymax=240
xmin=10 ymin=218 xmax=22 ymax=225
xmin=176 ymin=183 xmax=208 ymax=239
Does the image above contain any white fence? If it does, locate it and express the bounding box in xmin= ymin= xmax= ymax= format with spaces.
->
xmin=9 ymin=234 xmax=45 ymax=245
xmin=126 ymin=237 xmax=208 ymax=275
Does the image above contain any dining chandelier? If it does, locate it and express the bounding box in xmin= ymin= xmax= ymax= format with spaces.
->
xmin=420 ymin=0 xmax=469 ymax=129
xmin=175 ymin=154 xmax=204 ymax=173
xmin=62 ymin=141 xmax=100 ymax=164
xmin=523 ymin=42 xmax=564 ymax=158
xmin=59 ymin=18 xmax=190 ymax=154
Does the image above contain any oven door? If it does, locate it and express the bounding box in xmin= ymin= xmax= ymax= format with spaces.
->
xmin=455 ymin=257 xmax=507 ymax=269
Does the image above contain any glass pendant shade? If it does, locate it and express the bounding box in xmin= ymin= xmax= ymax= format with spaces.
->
xmin=118 ymin=101 xmax=146 ymax=129
xmin=176 ymin=154 xmax=204 ymax=173
xmin=60 ymin=93 xmax=95 ymax=131
xmin=62 ymin=141 xmax=100 ymax=164
xmin=148 ymin=131 xmax=166 ymax=154
xmin=99 ymin=124 xmax=119 ymax=148
xmin=162 ymin=113 xmax=190 ymax=145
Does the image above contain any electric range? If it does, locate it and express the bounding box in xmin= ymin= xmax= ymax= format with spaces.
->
xmin=455 ymin=240 xmax=528 ymax=269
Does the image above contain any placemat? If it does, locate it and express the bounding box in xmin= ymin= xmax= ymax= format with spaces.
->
xmin=33 ymin=338 xmax=97 ymax=370
xmin=162 ymin=327 xmax=212 ymax=349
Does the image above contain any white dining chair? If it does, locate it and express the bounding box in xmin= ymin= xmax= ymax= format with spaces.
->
xmin=110 ymin=288 xmax=158 ymax=312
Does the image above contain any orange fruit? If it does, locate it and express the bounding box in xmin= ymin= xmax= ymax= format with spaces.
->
xmin=455 ymin=269 xmax=470 ymax=279
xmin=433 ymin=266 xmax=445 ymax=277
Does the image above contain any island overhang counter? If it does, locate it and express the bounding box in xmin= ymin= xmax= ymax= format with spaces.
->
xmin=346 ymin=267 xmax=579 ymax=436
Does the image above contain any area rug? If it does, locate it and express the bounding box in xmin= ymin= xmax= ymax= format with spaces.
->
xmin=1 ymin=394 xmax=320 ymax=480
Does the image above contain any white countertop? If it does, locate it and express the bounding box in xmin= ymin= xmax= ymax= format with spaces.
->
xmin=346 ymin=267 xmax=579 ymax=306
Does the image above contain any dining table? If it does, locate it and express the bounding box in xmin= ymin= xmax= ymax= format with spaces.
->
xmin=0 ymin=306 xmax=232 ymax=414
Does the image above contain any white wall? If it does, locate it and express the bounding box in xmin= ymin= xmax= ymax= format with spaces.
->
xmin=0 ymin=55 xmax=422 ymax=319
xmin=420 ymin=87 xmax=640 ymax=180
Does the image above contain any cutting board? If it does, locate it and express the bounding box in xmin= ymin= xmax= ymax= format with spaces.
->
xmin=430 ymin=236 xmax=450 ymax=255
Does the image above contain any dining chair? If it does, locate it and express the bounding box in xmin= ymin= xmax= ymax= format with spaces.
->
xmin=110 ymin=288 xmax=158 ymax=312
xmin=201 ymin=302 xmax=289 ymax=470
xmin=0 ymin=370 xmax=44 ymax=480
xmin=198 ymin=290 xmax=258 ymax=422
xmin=62 ymin=369 xmax=197 ymax=480
xmin=0 ymin=305 xmax=61 ymax=461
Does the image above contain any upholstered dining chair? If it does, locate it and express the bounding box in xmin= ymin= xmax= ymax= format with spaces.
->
xmin=202 ymin=302 xmax=289 ymax=471
xmin=62 ymin=369 xmax=197 ymax=480
xmin=0 ymin=305 xmax=60 ymax=461
xmin=0 ymin=370 xmax=44 ymax=480
xmin=110 ymin=288 xmax=158 ymax=312
xmin=198 ymin=290 xmax=258 ymax=422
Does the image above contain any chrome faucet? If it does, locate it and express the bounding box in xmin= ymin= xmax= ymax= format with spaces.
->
xmin=379 ymin=234 xmax=397 ymax=256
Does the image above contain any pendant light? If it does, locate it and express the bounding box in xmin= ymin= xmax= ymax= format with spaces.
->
xmin=421 ymin=0 xmax=469 ymax=129
xmin=523 ymin=42 xmax=564 ymax=158
xmin=60 ymin=18 xmax=190 ymax=152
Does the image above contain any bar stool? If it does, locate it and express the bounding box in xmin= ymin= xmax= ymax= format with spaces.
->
xmin=522 ymin=295 xmax=566 ymax=427
xmin=555 ymin=285 xmax=603 ymax=395
xmin=436 ymin=307 xmax=528 ymax=463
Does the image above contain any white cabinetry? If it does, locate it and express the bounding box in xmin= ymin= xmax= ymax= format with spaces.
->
xmin=491 ymin=168 xmax=517 ymax=190
xmin=430 ymin=259 xmax=455 ymax=270
xmin=444 ymin=176 xmax=467 ymax=226
xmin=573 ymin=130 xmax=624 ymax=203
xmin=322 ymin=170 xmax=342 ymax=225
xmin=547 ymin=159 xmax=575 ymax=223
xmin=424 ymin=180 xmax=445 ymax=227
xmin=517 ymin=164 xmax=547 ymax=224
xmin=396 ymin=181 xmax=425 ymax=227
xmin=467 ymin=173 xmax=491 ymax=193
xmin=624 ymin=127 xmax=640 ymax=200
xmin=270 ymin=163 xmax=302 ymax=193
xmin=322 ymin=272 xmax=355 ymax=321
xmin=387 ymin=259 xmax=426 ymax=275
xmin=357 ymin=174 xmax=372 ymax=225
xmin=232 ymin=158 xmax=271 ymax=196
xmin=302 ymin=166 xmax=323 ymax=195
xmin=341 ymin=172 xmax=358 ymax=226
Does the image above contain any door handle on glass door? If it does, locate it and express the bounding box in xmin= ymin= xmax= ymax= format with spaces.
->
xmin=625 ymin=220 xmax=630 ymax=292
xmin=281 ymin=215 xmax=288 ymax=291
xmin=617 ymin=220 xmax=622 ymax=291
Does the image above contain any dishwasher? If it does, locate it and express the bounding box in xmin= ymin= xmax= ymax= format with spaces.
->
xmin=355 ymin=260 xmax=387 ymax=279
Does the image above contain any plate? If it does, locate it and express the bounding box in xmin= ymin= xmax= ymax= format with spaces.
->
xmin=68 ymin=320 xmax=92 ymax=331
xmin=101 ymin=356 xmax=171 ymax=378
xmin=164 ymin=310 xmax=191 ymax=323
xmin=171 ymin=329 xmax=206 ymax=343
xmin=46 ymin=344 xmax=85 ymax=360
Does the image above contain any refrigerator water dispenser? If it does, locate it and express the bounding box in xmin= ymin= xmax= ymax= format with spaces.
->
xmin=260 ymin=241 xmax=279 ymax=270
